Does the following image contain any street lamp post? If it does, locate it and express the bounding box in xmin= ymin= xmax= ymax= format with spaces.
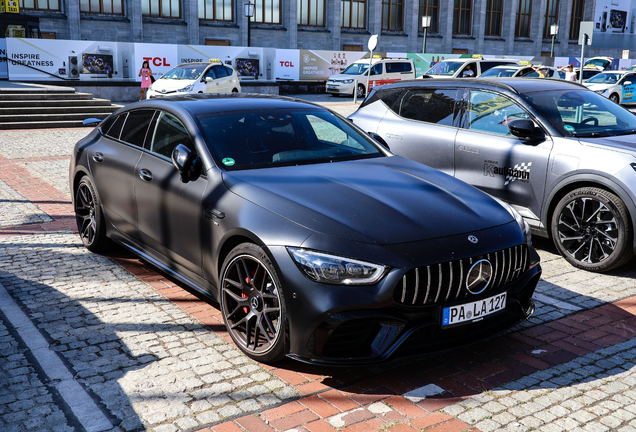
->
xmin=550 ymin=24 xmax=559 ymax=57
xmin=244 ymin=2 xmax=254 ymax=47
xmin=422 ymin=16 xmax=432 ymax=54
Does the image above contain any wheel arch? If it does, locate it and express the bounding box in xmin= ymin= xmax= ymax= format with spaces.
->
xmin=71 ymin=168 xmax=92 ymax=207
xmin=543 ymin=174 xmax=636 ymax=250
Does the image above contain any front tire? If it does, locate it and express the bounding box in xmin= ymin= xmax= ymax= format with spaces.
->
xmin=74 ymin=176 xmax=109 ymax=252
xmin=220 ymin=243 xmax=286 ymax=363
xmin=610 ymin=93 xmax=620 ymax=104
xmin=356 ymin=84 xmax=366 ymax=98
xmin=551 ymin=187 xmax=633 ymax=272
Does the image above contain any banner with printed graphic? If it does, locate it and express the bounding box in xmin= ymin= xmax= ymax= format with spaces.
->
xmin=298 ymin=50 xmax=366 ymax=81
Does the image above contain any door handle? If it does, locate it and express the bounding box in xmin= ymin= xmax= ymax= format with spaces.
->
xmin=92 ymin=152 xmax=103 ymax=163
xmin=139 ymin=169 xmax=153 ymax=182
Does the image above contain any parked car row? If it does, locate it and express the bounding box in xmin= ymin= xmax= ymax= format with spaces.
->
xmin=72 ymin=56 xmax=636 ymax=366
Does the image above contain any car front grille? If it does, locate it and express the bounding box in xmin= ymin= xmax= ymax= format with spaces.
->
xmin=393 ymin=244 xmax=529 ymax=306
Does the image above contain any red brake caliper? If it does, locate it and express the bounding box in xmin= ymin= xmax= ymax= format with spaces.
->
xmin=242 ymin=275 xmax=250 ymax=313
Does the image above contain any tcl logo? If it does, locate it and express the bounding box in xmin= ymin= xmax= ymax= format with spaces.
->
xmin=279 ymin=61 xmax=295 ymax=67
xmin=143 ymin=57 xmax=171 ymax=67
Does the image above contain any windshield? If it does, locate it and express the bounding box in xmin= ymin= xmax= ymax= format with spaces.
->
xmin=480 ymin=67 xmax=520 ymax=77
xmin=426 ymin=61 xmax=464 ymax=76
xmin=161 ymin=65 xmax=206 ymax=80
xmin=342 ymin=63 xmax=370 ymax=75
xmin=522 ymin=89 xmax=636 ymax=138
xmin=586 ymin=72 xmax=621 ymax=84
xmin=585 ymin=59 xmax=611 ymax=69
xmin=197 ymin=108 xmax=384 ymax=170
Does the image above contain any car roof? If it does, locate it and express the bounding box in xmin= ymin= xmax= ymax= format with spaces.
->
xmin=130 ymin=93 xmax=324 ymax=116
xmin=175 ymin=62 xmax=221 ymax=67
xmin=380 ymin=77 xmax=586 ymax=94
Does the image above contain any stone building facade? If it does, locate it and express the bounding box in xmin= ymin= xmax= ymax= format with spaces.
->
xmin=14 ymin=0 xmax=620 ymax=58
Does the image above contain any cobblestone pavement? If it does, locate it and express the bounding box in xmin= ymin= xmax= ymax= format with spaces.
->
xmin=1 ymin=96 xmax=636 ymax=432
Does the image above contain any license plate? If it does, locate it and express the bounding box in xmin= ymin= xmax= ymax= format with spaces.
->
xmin=327 ymin=85 xmax=337 ymax=90
xmin=442 ymin=292 xmax=506 ymax=327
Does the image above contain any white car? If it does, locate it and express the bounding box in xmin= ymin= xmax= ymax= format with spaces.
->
xmin=325 ymin=57 xmax=415 ymax=98
xmin=147 ymin=61 xmax=241 ymax=99
xmin=583 ymin=71 xmax=636 ymax=104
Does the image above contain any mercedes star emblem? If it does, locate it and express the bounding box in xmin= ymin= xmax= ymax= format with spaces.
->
xmin=466 ymin=259 xmax=493 ymax=294
xmin=468 ymin=235 xmax=478 ymax=244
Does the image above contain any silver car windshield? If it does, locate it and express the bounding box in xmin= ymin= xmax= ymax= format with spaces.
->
xmin=197 ymin=109 xmax=384 ymax=170
xmin=586 ymin=72 xmax=621 ymax=84
xmin=522 ymin=90 xmax=636 ymax=137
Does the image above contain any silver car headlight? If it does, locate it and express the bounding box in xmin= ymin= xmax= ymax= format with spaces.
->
xmin=179 ymin=84 xmax=194 ymax=92
xmin=288 ymin=248 xmax=387 ymax=285
xmin=595 ymin=89 xmax=606 ymax=95
xmin=342 ymin=79 xmax=354 ymax=84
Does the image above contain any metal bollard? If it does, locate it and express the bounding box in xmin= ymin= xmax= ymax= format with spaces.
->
xmin=353 ymin=79 xmax=358 ymax=104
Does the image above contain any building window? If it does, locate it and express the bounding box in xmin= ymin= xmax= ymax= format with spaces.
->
xmin=543 ymin=0 xmax=559 ymax=38
xmin=198 ymin=0 xmax=232 ymax=21
xmin=382 ymin=0 xmax=404 ymax=31
xmin=453 ymin=0 xmax=472 ymax=35
xmin=342 ymin=0 xmax=365 ymax=29
xmin=251 ymin=0 xmax=281 ymax=24
xmin=515 ymin=0 xmax=532 ymax=37
xmin=19 ymin=0 xmax=60 ymax=10
xmin=485 ymin=0 xmax=502 ymax=36
xmin=142 ymin=0 xmax=181 ymax=18
xmin=298 ymin=0 xmax=325 ymax=26
xmin=569 ymin=0 xmax=584 ymax=40
xmin=80 ymin=0 xmax=124 ymax=14
xmin=419 ymin=0 xmax=438 ymax=33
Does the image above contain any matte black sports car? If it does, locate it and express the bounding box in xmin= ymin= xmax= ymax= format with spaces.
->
xmin=70 ymin=94 xmax=540 ymax=365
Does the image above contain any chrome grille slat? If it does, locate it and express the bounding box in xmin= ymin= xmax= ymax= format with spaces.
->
xmin=433 ymin=264 xmax=442 ymax=303
xmin=394 ymin=244 xmax=530 ymax=307
xmin=412 ymin=268 xmax=420 ymax=305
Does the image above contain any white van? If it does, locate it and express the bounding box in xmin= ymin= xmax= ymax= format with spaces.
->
xmin=326 ymin=57 xmax=415 ymax=98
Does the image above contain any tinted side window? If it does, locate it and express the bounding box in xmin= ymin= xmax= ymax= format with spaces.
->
xmin=399 ymin=89 xmax=459 ymax=126
xmin=150 ymin=112 xmax=195 ymax=159
xmin=204 ymin=67 xmax=217 ymax=79
xmin=370 ymin=64 xmax=382 ymax=75
xmin=468 ymin=91 xmax=530 ymax=136
xmin=213 ymin=65 xmax=229 ymax=78
xmin=386 ymin=62 xmax=412 ymax=73
xmin=120 ymin=110 xmax=155 ymax=147
xmin=103 ymin=114 xmax=127 ymax=140
xmin=224 ymin=66 xmax=234 ymax=76
xmin=361 ymin=87 xmax=405 ymax=111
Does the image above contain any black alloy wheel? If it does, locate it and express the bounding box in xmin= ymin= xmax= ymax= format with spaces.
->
xmin=356 ymin=84 xmax=366 ymax=99
xmin=220 ymin=243 xmax=286 ymax=363
xmin=74 ymin=176 xmax=108 ymax=252
xmin=551 ymin=187 xmax=633 ymax=272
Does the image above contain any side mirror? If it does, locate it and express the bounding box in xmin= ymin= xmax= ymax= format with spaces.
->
xmin=508 ymin=119 xmax=538 ymax=141
xmin=624 ymin=81 xmax=632 ymax=86
xmin=205 ymin=77 xmax=213 ymax=83
xmin=83 ymin=118 xmax=103 ymax=126
xmin=171 ymin=144 xmax=202 ymax=183
xmin=368 ymin=132 xmax=390 ymax=150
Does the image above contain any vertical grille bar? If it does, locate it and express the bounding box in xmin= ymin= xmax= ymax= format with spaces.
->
xmin=401 ymin=273 xmax=407 ymax=303
xmin=505 ymin=247 xmax=513 ymax=285
xmin=433 ymin=263 xmax=442 ymax=303
xmin=445 ymin=262 xmax=454 ymax=301
xmin=422 ymin=266 xmax=431 ymax=304
xmin=455 ymin=259 xmax=464 ymax=300
xmin=412 ymin=268 xmax=420 ymax=305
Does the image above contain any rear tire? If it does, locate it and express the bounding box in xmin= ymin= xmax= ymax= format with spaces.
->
xmin=551 ymin=187 xmax=633 ymax=272
xmin=74 ymin=176 xmax=109 ymax=253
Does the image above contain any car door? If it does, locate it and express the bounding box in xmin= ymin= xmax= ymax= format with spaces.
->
xmin=619 ymin=73 xmax=636 ymax=103
xmin=375 ymin=87 xmax=462 ymax=175
xmin=88 ymin=110 xmax=154 ymax=238
xmin=454 ymin=89 xmax=553 ymax=222
xmin=134 ymin=111 xmax=209 ymax=276
xmin=204 ymin=65 xmax=233 ymax=93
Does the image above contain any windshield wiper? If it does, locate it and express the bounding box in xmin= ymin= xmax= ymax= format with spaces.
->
xmin=616 ymin=129 xmax=636 ymax=136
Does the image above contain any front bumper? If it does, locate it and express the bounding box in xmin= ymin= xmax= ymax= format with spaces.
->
xmin=326 ymin=81 xmax=355 ymax=95
xmin=269 ymin=222 xmax=541 ymax=366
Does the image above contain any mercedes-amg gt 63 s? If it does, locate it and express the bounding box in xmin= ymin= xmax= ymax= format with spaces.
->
xmin=71 ymin=94 xmax=540 ymax=365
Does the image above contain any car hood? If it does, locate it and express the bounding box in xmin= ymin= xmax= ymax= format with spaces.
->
xmin=579 ymin=135 xmax=636 ymax=154
xmin=222 ymin=156 xmax=514 ymax=245
xmin=584 ymin=83 xmax=613 ymax=91
xmin=152 ymin=78 xmax=196 ymax=91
